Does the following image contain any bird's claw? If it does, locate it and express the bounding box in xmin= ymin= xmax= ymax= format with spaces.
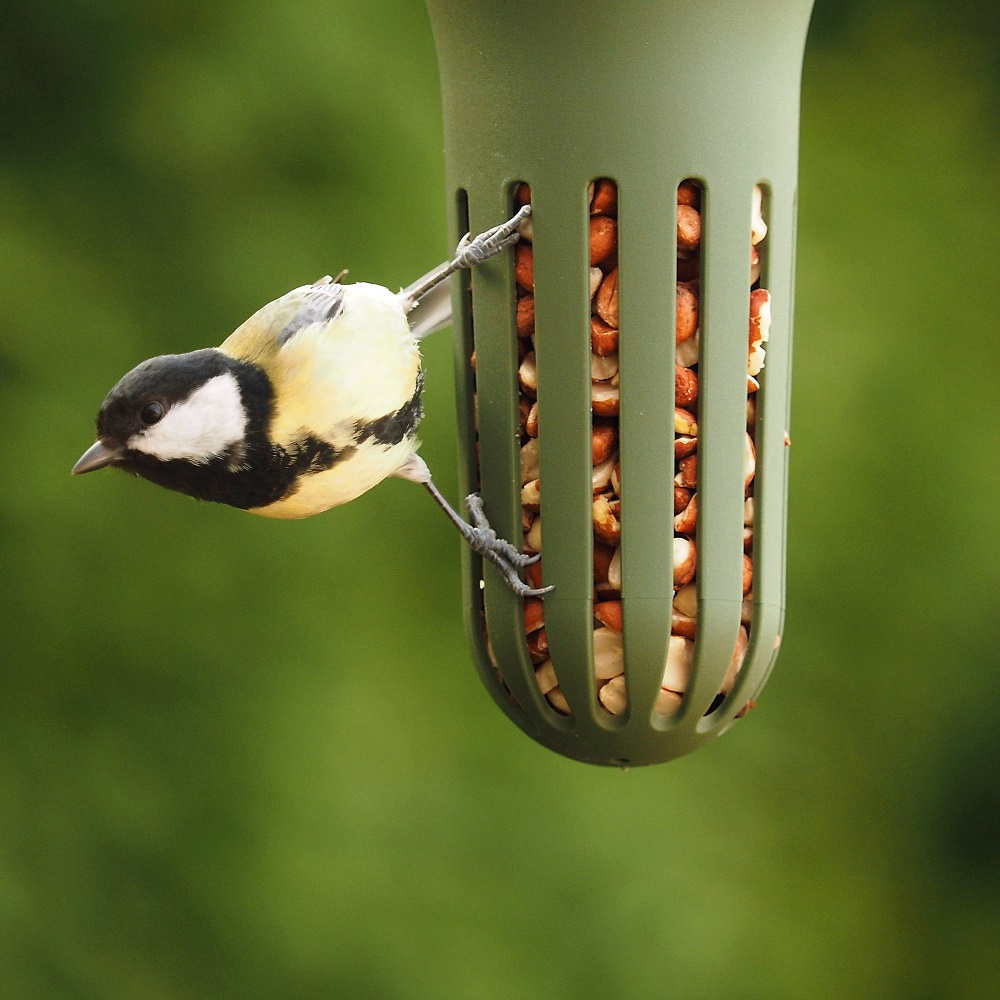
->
xmin=454 ymin=205 xmax=531 ymax=271
xmin=400 ymin=206 xmax=533 ymax=314
xmin=465 ymin=493 xmax=552 ymax=597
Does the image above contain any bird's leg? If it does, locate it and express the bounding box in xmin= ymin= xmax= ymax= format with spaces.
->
xmin=398 ymin=204 xmax=532 ymax=314
xmin=425 ymin=481 xmax=553 ymax=598
xmin=395 ymin=453 xmax=552 ymax=598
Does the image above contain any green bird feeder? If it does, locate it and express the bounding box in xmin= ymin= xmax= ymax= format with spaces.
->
xmin=426 ymin=0 xmax=815 ymax=766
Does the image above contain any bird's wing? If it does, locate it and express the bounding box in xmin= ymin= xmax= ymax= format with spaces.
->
xmin=272 ymin=278 xmax=346 ymax=346
xmin=221 ymin=278 xmax=346 ymax=362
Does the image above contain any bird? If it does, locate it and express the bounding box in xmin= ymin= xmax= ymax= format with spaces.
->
xmin=72 ymin=206 xmax=550 ymax=598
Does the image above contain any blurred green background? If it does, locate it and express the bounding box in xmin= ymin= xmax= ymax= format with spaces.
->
xmin=2 ymin=1 xmax=999 ymax=997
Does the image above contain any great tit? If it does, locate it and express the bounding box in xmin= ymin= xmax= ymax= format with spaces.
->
xmin=73 ymin=207 xmax=550 ymax=597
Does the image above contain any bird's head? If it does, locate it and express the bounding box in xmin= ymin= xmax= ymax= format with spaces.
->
xmin=73 ymin=349 xmax=274 ymax=504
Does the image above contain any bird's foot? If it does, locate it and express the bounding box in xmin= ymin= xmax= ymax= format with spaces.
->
xmin=453 ymin=205 xmax=531 ymax=271
xmin=463 ymin=493 xmax=552 ymax=598
xmin=397 ymin=205 xmax=532 ymax=314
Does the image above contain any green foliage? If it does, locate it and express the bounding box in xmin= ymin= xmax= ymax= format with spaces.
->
xmin=1 ymin=2 xmax=998 ymax=998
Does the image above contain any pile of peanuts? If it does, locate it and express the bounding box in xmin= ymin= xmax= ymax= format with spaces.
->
xmin=491 ymin=179 xmax=769 ymax=717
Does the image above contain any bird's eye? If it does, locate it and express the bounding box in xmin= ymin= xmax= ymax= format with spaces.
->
xmin=140 ymin=401 xmax=165 ymax=425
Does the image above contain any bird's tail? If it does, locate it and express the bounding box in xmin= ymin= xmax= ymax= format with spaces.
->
xmin=402 ymin=273 xmax=453 ymax=340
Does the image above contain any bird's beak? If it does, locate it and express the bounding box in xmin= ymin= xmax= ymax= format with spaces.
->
xmin=72 ymin=440 xmax=123 ymax=475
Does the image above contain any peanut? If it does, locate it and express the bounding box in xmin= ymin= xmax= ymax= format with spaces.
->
xmin=515 ymin=243 xmax=534 ymax=291
xmin=516 ymin=295 xmax=535 ymax=338
xmin=676 ymin=204 xmax=702 ymax=254
xmin=590 ymin=178 xmax=618 ymax=215
xmin=592 ymin=421 xmax=618 ymax=464
xmin=674 ymin=492 xmax=697 ymax=535
xmin=675 ymin=364 xmax=698 ymax=408
xmin=589 ymin=216 xmax=617 ymax=265
xmin=675 ymin=282 xmax=699 ymax=343
xmin=525 ymin=400 xmax=539 ymax=437
xmin=594 ymin=599 xmax=623 ymax=633
xmin=591 ymin=316 xmax=619 ymax=356
xmin=677 ymin=180 xmax=701 ymax=209
xmin=595 ymin=267 xmax=620 ymax=327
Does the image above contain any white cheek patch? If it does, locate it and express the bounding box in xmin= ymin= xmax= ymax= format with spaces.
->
xmin=130 ymin=372 xmax=248 ymax=464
